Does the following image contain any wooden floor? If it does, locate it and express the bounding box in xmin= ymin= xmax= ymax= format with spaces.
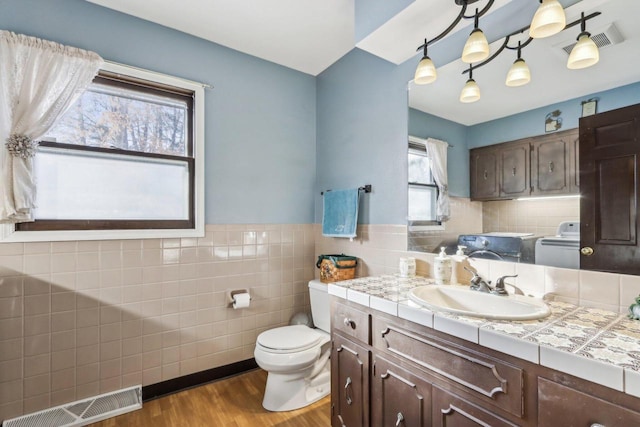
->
xmin=89 ymin=369 xmax=331 ymax=427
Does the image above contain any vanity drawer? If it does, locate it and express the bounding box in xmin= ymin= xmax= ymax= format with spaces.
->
xmin=332 ymin=301 xmax=371 ymax=345
xmin=373 ymin=317 xmax=524 ymax=418
xmin=433 ymin=386 xmax=518 ymax=427
xmin=538 ymin=377 xmax=640 ymax=426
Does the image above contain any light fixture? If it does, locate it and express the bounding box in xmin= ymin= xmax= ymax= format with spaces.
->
xmin=505 ymin=42 xmax=531 ymax=87
xmin=460 ymin=66 xmax=480 ymax=103
xmin=414 ymin=39 xmax=437 ymax=84
xmin=529 ymin=0 xmax=566 ymax=39
xmin=462 ymin=8 xmax=490 ymax=63
xmin=413 ymin=2 xmax=602 ymax=101
xmin=567 ymin=12 xmax=599 ymax=70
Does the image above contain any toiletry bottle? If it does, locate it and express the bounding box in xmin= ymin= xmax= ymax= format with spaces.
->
xmin=434 ymin=247 xmax=452 ymax=285
xmin=450 ymin=245 xmax=467 ymax=285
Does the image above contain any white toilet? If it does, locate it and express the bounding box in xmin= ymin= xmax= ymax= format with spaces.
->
xmin=254 ymin=280 xmax=331 ymax=411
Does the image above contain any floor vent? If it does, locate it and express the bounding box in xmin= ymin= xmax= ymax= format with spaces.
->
xmin=2 ymin=386 xmax=142 ymax=427
xmin=559 ymin=23 xmax=623 ymax=55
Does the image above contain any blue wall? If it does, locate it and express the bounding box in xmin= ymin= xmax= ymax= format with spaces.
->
xmin=1 ymin=0 xmax=317 ymax=225
xmin=316 ymin=49 xmax=413 ymax=225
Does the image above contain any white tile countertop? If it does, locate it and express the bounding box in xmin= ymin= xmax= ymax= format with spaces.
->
xmin=327 ymin=274 xmax=640 ymax=399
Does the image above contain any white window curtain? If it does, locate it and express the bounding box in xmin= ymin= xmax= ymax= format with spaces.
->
xmin=425 ymin=137 xmax=450 ymax=222
xmin=0 ymin=30 xmax=103 ymax=224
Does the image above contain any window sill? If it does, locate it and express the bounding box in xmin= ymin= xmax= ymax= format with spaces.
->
xmin=1 ymin=225 xmax=204 ymax=243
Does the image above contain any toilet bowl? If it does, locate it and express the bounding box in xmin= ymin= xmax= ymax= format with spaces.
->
xmin=254 ymin=280 xmax=331 ymax=411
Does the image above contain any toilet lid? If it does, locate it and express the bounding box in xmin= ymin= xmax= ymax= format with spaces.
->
xmin=257 ymin=325 xmax=322 ymax=352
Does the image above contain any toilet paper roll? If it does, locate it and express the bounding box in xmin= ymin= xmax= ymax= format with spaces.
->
xmin=232 ymin=292 xmax=251 ymax=309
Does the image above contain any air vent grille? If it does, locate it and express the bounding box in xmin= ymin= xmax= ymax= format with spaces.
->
xmin=2 ymin=386 xmax=141 ymax=427
xmin=560 ymin=23 xmax=623 ymax=55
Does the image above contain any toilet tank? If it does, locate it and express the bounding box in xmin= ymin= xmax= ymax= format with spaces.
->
xmin=309 ymin=280 xmax=330 ymax=333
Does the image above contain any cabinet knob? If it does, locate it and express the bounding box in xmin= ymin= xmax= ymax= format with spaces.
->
xmin=590 ymin=424 xmax=605 ymax=427
xmin=483 ymin=170 xmax=488 ymax=180
xmin=549 ymin=161 xmax=555 ymax=173
xmin=512 ymin=167 xmax=517 ymax=176
xmin=343 ymin=317 xmax=355 ymax=329
xmin=581 ymin=246 xmax=594 ymax=256
xmin=396 ymin=412 xmax=405 ymax=426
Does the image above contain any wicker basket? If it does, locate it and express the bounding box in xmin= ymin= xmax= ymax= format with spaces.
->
xmin=316 ymin=254 xmax=357 ymax=283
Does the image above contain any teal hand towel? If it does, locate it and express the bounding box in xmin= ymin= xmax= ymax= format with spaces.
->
xmin=322 ymin=188 xmax=359 ymax=238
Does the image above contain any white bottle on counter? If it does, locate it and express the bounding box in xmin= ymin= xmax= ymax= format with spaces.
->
xmin=450 ymin=245 xmax=467 ymax=285
xmin=434 ymin=247 xmax=452 ymax=285
xmin=399 ymin=257 xmax=416 ymax=278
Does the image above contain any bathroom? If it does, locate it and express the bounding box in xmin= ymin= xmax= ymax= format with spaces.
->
xmin=2 ymin=0 xmax=640 ymax=425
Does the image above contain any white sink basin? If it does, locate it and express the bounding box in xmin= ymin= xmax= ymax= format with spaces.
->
xmin=408 ymin=285 xmax=551 ymax=320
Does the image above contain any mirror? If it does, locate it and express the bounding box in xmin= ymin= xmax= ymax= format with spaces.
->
xmin=407 ymin=0 xmax=640 ymax=273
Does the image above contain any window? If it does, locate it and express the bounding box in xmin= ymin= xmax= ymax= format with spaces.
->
xmin=408 ymin=136 xmax=440 ymax=228
xmin=11 ymin=62 xmax=204 ymax=241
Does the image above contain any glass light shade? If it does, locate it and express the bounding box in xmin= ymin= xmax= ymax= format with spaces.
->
xmin=567 ymin=34 xmax=599 ymax=69
xmin=414 ymin=56 xmax=437 ymax=85
xmin=461 ymin=29 xmax=490 ymax=63
xmin=529 ymin=0 xmax=566 ymax=39
xmin=505 ymin=58 xmax=531 ymax=87
xmin=459 ymin=79 xmax=480 ymax=103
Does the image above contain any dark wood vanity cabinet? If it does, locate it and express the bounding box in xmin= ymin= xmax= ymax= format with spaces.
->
xmin=470 ymin=129 xmax=579 ymax=201
xmin=331 ymin=297 xmax=640 ymax=427
xmin=371 ymin=355 xmax=432 ymax=427
xmin=331 ymin=333 xmax=370 ymax=427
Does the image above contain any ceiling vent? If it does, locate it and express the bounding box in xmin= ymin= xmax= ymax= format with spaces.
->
xmin=559 ymin=23 xmax=623 ymax=55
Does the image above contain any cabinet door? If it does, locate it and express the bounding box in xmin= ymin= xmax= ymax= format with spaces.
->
xmin=531 ymin=130 xmax=577 ymax=196
xmin=331 ymin=334 xmax=369 ymax=427
xmin=470 ymin=147 xmax=499 ymax=200
xmin=432 ymin=387 xmax=518 ymax=427
xmin=371 ymin=355 xmax=431 ymax=427
xmin=538 ymin=377 xmax=640 ymax=426
xmin=500 ymin=141 xmax=530 ymax=198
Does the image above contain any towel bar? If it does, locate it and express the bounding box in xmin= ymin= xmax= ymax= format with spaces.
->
xmin=321 ymin=184 xmax=371 ymax=196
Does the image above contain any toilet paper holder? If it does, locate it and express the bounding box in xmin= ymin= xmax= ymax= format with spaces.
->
xmin=227 ymin=289 xmax=251 ymax=307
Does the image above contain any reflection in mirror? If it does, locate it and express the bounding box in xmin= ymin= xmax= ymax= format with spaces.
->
xmin=407 ymin=0 xmax=640 ymax=274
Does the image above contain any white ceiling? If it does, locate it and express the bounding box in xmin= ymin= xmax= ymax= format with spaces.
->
xmin=85 ymin=0 xmax=355 ymax=76
xmin=87 ymin=0 xmax=640 ymax=125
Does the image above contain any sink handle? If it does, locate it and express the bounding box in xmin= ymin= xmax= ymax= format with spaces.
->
xmin=493 ymin=274 xmax=518 ymax=295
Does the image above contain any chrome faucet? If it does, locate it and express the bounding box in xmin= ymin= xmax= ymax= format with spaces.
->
xmin=464 ymin=267 xmax=492 ymax=292
xmin=464 ymin=267 xmax=518 ymax=296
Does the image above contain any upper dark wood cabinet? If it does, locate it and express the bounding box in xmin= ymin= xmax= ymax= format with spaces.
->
xmin=500 ymin=141 xmax=530 ymax=198
xmin=470 ymin=129 xmax=579 ymax=201
xmin=531 ymin=129 xmax=577 ymax=196
xmin=579 ymin=103 xmax=640 ymax=275
xmin=470 ymin=147 xmax=500 ymax=200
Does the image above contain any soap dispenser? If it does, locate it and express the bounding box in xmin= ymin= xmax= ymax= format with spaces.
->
xmin=450 ymin=246 xmax=467 ymax=285
xmin=434 ymin=247 xmax=452 ymax=285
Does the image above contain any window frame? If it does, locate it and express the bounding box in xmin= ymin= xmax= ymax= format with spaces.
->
xmin=408 ymin=135 xmax=443 ymax=231
xmin=3 ymin=61 xmax=205 ymax=242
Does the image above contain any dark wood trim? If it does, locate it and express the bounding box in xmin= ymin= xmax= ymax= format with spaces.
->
xmin=142 ymin=358 xmax=259 ymax=402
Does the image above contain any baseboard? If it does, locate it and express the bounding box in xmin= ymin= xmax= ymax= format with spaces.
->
xmin=142 ymin=358 xmax=259 ymax=401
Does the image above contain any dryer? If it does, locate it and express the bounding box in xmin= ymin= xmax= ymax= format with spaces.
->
xmin=535 ymin=221 xmax=580 ymax=269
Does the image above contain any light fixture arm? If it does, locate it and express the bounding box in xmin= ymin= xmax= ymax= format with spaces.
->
xmin=416 ymin=0 xmax=495 ymax=53
xmin=461 ymin=10 xmax=601 ymax=75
